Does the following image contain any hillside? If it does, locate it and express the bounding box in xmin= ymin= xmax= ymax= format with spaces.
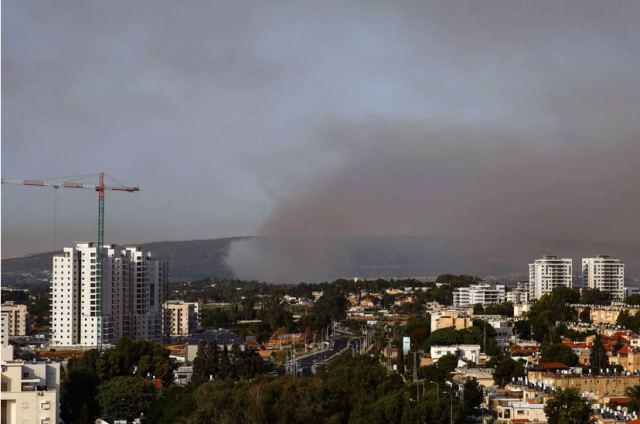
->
xmin=2 ymin=236 xmax=639 ymax=284
xmin=1 ymin=238 xmax=241 ymax=284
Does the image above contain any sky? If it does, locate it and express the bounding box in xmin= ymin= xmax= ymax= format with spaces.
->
xmin=3 ymin=1 xmax=640 ymax=280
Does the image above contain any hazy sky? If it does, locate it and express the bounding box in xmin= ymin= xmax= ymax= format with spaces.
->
xmin=3 ymin=1 xmax=640 ymax=268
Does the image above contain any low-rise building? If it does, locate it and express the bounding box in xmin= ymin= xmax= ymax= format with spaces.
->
xmin=473 ymin=315 xmax=514 ymax=347
xmin=0 ymin=302 xmax=28 ymax=337
xmin=453 ymin=367 xmax=494 ymax=387
xmin=430 ymin=310 xmax=473 ymax=331
xmin=495 ymin=400 xmax=546 ymax=424
xmin=430 ymin=344 xmax=481 ymax=364
xmin=576 ymin=306 xmax=640 ymax=325
xmin=513 ymin=303 xmax=531 ymax=319
xmin=1 ymin=352 xmax=60 ymax=424
xmin=453 ymin=284 xmax=506 ymax=307
xmin=609 ymin=346 xmax=640 ymax=372
xmin=528 ymin=368 xmax=640 ymax=398
xmin=486 ymin=383 xmax=548 ymax=424
xmin=506 ymin=281 xmax=530 ymax=305
xmin=174 ymin=365 xmax=194 ymax=386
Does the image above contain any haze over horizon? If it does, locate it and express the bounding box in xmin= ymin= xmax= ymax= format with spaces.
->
xmin=3 ymin=1 xmax=639 ymax=282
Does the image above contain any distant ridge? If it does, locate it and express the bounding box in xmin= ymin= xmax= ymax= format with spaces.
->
xmin=1 ymin=237 xmax=244 ymax=284
xmin=2 ymin=236 xmax=639 ymax=284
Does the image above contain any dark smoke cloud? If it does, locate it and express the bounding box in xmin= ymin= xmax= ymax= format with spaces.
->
xmin=223 ymin=1 xmax=640 ymax=282
xmin=226 ymin=120 xmax=640 ymax=282
xmin=4 ymin=0 xmax=640 ymax=280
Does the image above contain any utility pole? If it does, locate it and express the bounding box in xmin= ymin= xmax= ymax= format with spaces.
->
xmin=483 ymin=324 xmax=486 ymax=354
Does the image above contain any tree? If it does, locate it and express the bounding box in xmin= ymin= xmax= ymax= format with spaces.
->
xmin=484 ymin=302 xmax=514 ymax=317
xmin=462 ymin=378 xmax=484 ymax=417
xmin=589 ymin=335 xmax=609 ymax=375
xmin=426 ymin=328 xmax=459 ymax=348
xmin=97 ymin=376 xmax=155 ymax=421
xmin=541 ymin=343 xmax=579 ymax=367
xmin=550 ymin=286 xmax=580 ymax=305
xmin=529 ymin=287 xmax=579 ymax=343
xmin=580 ymin=288 xmax=611 ymax=306
xmin=435 ymin=274 xmax=481 ymax=287
xmin=579 ymin=307 xmax=591 ymax=323
xmin=436 ymin=353 xmax=458 ymax=374
xmin=489 ymin=355 xmax=525 ymax=387
xmin=625 ymin=295 xmax=640 ymax=306
xmin=514 ymin=320 xmax=531 ymax=340
xmin=626 ymin=385 xmax=640 ymax=413
xmin=96 ymin=338 xmax=174 ymax=384
xmin=60 ymin=368 xmax=100 ymax=424
xmin=146 ymin=385 xmax=196 ymax=424
xmin=544 ymin=387 xmax=594 ymax=424
xmin=192 ymin=341 xmax=219 ymax=385
xmin=473 ymin=304 xmax=484 ymax=315
xmin=403 ymin=316 xmax=431 ymax=351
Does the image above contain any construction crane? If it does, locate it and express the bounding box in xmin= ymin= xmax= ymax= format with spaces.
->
xmin=2 ymin=172 xmax=139 ymax=351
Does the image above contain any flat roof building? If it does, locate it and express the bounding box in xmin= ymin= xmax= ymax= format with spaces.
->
xmin=1 ymin=352 xmax=60 ymax=424
xmin=163 ymin=301 xmax=200 ymax=337
xmin=51 ymin=243 xmax=167 ymax=348
xmin=453 ymin=284 xmax=506 ymax=307
xmin=529 ymin=255 xmax=572 ymax=300
xmin=583 ymin=256 xmax=625 ymax=300
xmin=0 ymin=302 xmax=28 ymax=338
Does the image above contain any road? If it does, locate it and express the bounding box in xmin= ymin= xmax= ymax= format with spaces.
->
xmin=291 ymin=336 xmax=350 ymax=376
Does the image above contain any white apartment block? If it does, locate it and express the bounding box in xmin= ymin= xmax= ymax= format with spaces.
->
xmin=506 ymin=281 xmax=530 ymax=304
xmin=473 ymin=314 xmax=514 ymax=347
xmin=582 ymin=255 xmax=625 ymax=300
xmin=528 ymin=255 xmax=572 ymax=301
xmin=51 ymin=242 xmax=167 ymax=347
xmin=163 ymin=301 xmax=200 ymax=337
xmin=1 ymin=348 xmax=60 ymax=424
xmin=453 ymin=284 xmax=506 ymax=307
xmin=430 ymin=345 xmax=481 ymax=364
xmin=0 ymin=302 xmax=28 ymax=337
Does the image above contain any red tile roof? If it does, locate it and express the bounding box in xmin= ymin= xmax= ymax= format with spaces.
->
xmin=618 ymin=345 xmax=633 ymax=355
xmin=538 ymin=362 xmax=570 ymax=370
xmin=608 ymin=396 xmax=631 ymax=405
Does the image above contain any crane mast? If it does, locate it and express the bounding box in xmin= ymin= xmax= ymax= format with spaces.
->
xmin=2 ymin=172 xmax=139 ymax=351
xmin=97 ymin=173 xmax=105 ymax=351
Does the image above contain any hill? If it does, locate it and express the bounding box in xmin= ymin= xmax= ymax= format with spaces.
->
xmin=1 ymin=238 xmax=241 ymax=284
xmin=2 ymin=236 xmax=638 ymax=284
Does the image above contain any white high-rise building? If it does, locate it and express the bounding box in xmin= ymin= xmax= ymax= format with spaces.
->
xmin=453 ymin=284 xmax=506 ymax=307
xmin=582 ymin=255 xmax=625 ymax=300
xmin=50 ymin=242 xmax=167 ymax=347
xmin=528 ymin=255 xmax=572 ymax=301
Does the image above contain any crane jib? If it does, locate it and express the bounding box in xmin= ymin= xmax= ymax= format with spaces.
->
xmin=2 ymin=173 xmax=139 ymax=351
